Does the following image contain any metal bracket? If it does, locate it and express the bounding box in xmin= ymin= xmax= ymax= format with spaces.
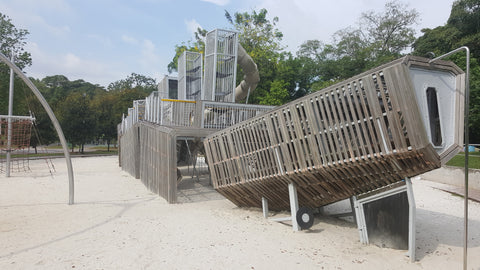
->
xmin=262 ymin=182 xmax=300 ymax=231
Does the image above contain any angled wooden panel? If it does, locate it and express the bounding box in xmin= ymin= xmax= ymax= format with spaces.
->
xmin=204 ymin=56 xmax=465 ymax=210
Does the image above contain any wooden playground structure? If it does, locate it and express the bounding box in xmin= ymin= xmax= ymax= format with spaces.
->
xmin=203 ymin=55 xmax=465 ymax=211
xmin=118 ymin=31 xmax=466 ymax=261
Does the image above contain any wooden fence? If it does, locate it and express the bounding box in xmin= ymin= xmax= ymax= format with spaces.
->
xmin=119 ymin=125 xmax=139 ymax=179
xmin=203 ymin=56 xmax=465 ymax=210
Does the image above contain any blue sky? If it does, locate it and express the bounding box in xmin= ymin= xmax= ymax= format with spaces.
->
xmin=0 ymin=0 xmax=455 ymax=87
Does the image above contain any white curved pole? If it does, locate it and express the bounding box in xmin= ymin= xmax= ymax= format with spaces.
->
xmin=0 ymin=52 xmax=74 ymax=205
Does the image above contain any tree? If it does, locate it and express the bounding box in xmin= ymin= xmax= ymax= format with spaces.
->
xmin=110 ymin=88 xmax=149 ymax=118
xmin=447 ymin=0 xmax=480 ymax=36
xmin=295 ymin=1 xmax=419 ymax=92
xmin=257 ymin=79 xmax=289 ymax=106
xmin=57 ymin=92 xmax=96 ymax=153
xmin=107 ymin=73 xmax=157 ymax=93
xmin=167 ymin=28 xmax=206 ymax=73
xmin=0 ymin=12 xmax=32 ymax=70
xmin=225 ymin=8 xmax=286 ymax=104
xmin=24 ymin=84 xmax=58 ymax=153
xmin=413 ymin=0 xmax=479 ymax=58
xmin=91 ymin=92 xmax=119 ymax=151
xmin=0 ymin=13 xmax=33 ymax=116
xmin=412 ymin=0 xmax=480 ymax=142
xmin=361 ymin=0 xmax=419 ymax=58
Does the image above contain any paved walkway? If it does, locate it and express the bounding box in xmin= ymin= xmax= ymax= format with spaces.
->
xmin=435 ymin=185 xmax=480 ymax=202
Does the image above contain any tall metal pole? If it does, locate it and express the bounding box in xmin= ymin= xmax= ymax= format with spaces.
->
xmin=6 ymin=53 xmax=14 ymax=177
xmin=429 ymin=46 xmax=470 ymax=270
xmin=0 ymin=52 xmax=75 ymax=205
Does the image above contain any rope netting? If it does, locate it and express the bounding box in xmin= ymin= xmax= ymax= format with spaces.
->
xmin=0 ymin=117 xmax=33 ymax=173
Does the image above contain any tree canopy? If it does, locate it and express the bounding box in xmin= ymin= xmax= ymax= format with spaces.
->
xmin=107 ymin=72 xmax=157 ymax=93
xmin=2 ymin=0 xmax=480 ymax=151
xmin=0 ymin=13 xmax=31 ymax=70
xmin=413 ymin=0 xmax=480 ymax=142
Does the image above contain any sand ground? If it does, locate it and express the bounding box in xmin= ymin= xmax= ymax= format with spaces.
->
xmin=0 ymin=156 xmax=479 ymax=269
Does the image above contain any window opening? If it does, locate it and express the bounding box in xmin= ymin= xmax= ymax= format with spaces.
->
xmin=426 ymin=87 xmax=442 ymax=146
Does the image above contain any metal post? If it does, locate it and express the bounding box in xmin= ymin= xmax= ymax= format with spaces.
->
xmin=405 ymin=177 xmax=416 ymax=262
xmin=429 ymin=46 xmax=470 ymax=270
xmin=6 ymin=54 xmax=14 ymax=177
xmin=0 ymin=52 xmax=75 ymax=205
xmin=288 ymin=183 xmax=300 ymax=231
xmin=262 ymin=197 xmax=269 ymax=218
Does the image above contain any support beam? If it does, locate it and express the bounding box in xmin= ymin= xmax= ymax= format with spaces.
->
xmin=5 ymin=54 xmax=14 ymax=177
xmin=262 ymin=197 xmax=268 ymax=219
xmin=288 ymin=183 xmax=300 ymax=231
xmin=406 ymin=177 xmax=416 ymax=262
xmin=262 ymin=183 xmax=300 ymax=231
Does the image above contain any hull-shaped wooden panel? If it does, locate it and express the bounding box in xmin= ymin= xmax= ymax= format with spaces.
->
xmin=204 ymin=56 xmax=464 ymax=210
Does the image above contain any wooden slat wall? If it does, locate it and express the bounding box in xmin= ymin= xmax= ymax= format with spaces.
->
xmin=204 ymin=56 xmax=463 ymax=210
xmin=119 ymin=122 xmax=217 ymax=203
xmin=138 ymin=123 xmax=177 ymax=203
xmin=119 ymin=125 xmax=140 ymax=179
xmin=119 ymin=122 xmax=177 ymax=203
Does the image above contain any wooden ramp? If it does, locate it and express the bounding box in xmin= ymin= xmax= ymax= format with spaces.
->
xmin=203 ymin=56 xmax=465 ymax=211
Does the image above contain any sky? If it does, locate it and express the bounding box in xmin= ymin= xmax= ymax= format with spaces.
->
xmin=0 ymin=0 xmax=456 ymax=88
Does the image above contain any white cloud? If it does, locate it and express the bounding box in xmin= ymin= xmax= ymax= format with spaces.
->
xmin=64 ymin=53 xmax=81 ymax=69
xmin=25 ymin=42 xmax=124 ymax=87
xmin=121 ymin=34 xmax=139 ymax=45
xmin=200 ymin=0 xmax=230 ymax=6
xmin=139 ymin=39 xmax=160 ymax=69
xmin=0 ymin=0 xmax=72 ymax=38
xmin=257 ymin=0 xmax=455 ymax=53
xmin=88 ymin=34 xmax=113 ymax=48
xmin=185 ymin=19 xmax=203 ymax=40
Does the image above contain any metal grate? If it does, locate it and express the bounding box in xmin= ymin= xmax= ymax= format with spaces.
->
xmin=203 ymin=29 xmax=238 ymax=102
xmin=178 ymin=51 xmax=203 ymax=100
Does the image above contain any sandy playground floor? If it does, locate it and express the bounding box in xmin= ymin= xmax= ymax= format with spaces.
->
xmin=0 ymin=156 xmax=479 ymax=269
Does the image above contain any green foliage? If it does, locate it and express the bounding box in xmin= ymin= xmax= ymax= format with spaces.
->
xmin=446 ymin=154 xmax=480 ymax=169
xmin=293 ymin=1 xmax=419 ymax=92
xmin=25 ymin=89 xmax=57 ymax=150
xmin=167 ymin=28 xmax=206 ymax=73
xmin=361 ymin=0 xmax=419 ymax=57
xmin=0 ymin=12 xmax=31 ymax=70
xmin=225 ymin=8 xmax=286 ymax=104
xmin=257 ymin=79 xmax=289 ymax=106
xmin=57 ymin=91 xmax=97 ymax=153
xmin=90 ymin=92 xmax=119 ymax=151
xmin=412 ymin=0 xmax=480 ymax=142
xmin=225 ymin=9 xmax=283 ymax=53
xmin=413 ymin=0 xmax=480 ymax=58
xmin=0 ymin=12 xmax=33 ymax=122
xmin=107 ymin=72 xmax=157 ymax=93
xmin=447 ymin=0 xmax=480 ymax=37
xmin=26 ymin=75 xmax=148 ymax=151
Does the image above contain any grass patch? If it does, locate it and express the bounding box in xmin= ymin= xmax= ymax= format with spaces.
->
xmin=446 ymin=153 xmax=480 ymax=169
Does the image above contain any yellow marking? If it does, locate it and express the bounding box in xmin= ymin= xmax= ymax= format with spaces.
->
xmin=161 ymin=99 xmax=196 ymax=104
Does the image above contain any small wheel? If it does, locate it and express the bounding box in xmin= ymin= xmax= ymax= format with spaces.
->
xmin=296 ymin=207 xmax=314 ymax=230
